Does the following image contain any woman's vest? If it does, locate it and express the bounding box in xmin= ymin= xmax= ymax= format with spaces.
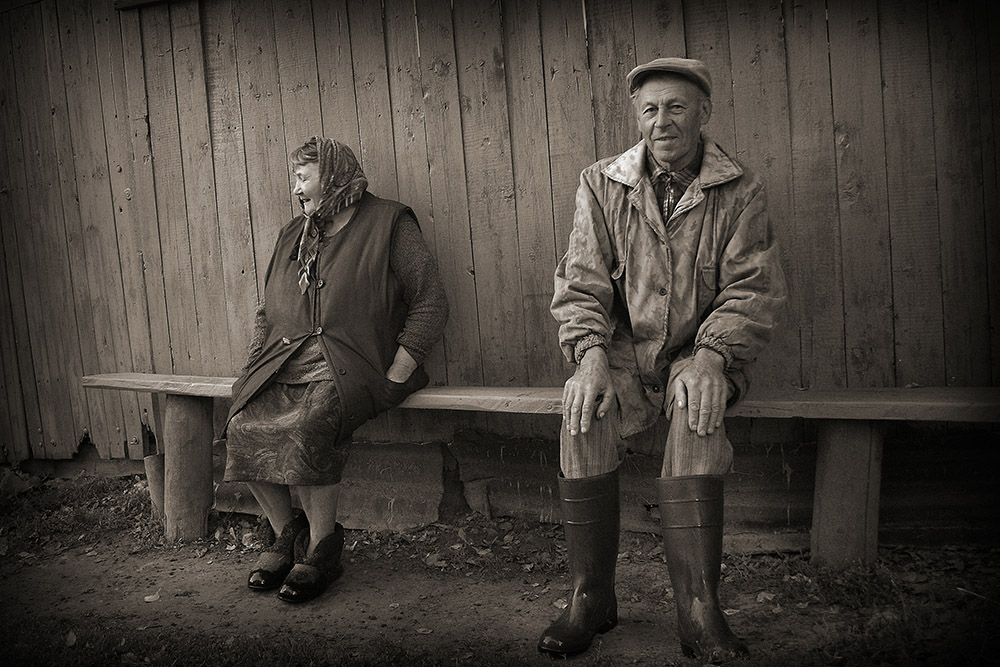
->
xmin=225 ymin=192 xmax=424 ymax=437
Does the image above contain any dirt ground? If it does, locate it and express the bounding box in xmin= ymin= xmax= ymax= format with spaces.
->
xmin=1 ymin=474 xmax=997 ymax=666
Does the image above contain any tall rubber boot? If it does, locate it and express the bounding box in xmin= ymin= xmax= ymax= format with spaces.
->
xmin=658 ymin=475 xmax=748 ymax=662
xmin=537 ymin=469 xmax=620 ymax=656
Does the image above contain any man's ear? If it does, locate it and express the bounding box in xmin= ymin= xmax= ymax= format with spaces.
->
xmin=700 ymin=97 xmax=713 ymax=126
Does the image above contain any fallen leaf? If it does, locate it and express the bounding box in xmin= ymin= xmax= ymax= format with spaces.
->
xmin=553 ymin=597 xmax=568 ymax=609
xmin=65 ymin=631 xmax=77 ymax=647
xmin=144 ymin=590 xmax=161 ymax=603
xmin=756 ymin=591 xmax=775 ymax=603
xmin=415 ymin=627 xmax=433 ymax=634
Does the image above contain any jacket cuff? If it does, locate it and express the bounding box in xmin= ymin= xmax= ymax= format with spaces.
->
xmin=573 ymin=333 xmax=607 ymax=364
xmin=694 ymin=335 xmax=734 ymax=369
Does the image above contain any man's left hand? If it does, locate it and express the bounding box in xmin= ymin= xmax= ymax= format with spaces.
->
xmin=673 ymin=348 xmax=731 ymax=436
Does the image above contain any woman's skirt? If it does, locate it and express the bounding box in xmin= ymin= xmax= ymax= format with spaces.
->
xmin=224 ymin=380 xmax=350 ymax=486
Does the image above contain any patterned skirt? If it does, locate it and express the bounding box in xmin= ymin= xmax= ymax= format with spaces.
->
xmin=224 ymin=380 xmax=351 ymax=486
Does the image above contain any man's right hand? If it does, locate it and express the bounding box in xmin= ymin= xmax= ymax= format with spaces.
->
xmin=563 ymin=347 xmax=616 ymax=436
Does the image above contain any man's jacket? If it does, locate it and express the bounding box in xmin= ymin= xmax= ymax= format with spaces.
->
xmin=551 ymin=137 xmax=787 ymax=437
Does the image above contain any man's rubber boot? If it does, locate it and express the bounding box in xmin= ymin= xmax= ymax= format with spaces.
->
xmin=658 ymin=475 xmax=749 ymax=663
xmin=538 ymin=469 xmax=620 ymax=656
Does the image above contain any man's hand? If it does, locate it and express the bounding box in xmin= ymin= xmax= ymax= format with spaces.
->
xmin=673 ymin=348 xmax=731 ymax=436
xmin=563 ymin=347 xmax=616 ymax=436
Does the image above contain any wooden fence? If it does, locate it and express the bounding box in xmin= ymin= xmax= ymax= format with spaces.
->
xmin=0 ymin=0 xmax=996 ymax=462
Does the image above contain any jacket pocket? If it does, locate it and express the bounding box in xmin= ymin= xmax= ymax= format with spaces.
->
xmin=697 ymin=264 xmax=718 ymax=315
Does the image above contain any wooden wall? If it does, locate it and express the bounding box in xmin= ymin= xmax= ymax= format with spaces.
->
xmin=0 ymin=0 xmax=996 ymax=461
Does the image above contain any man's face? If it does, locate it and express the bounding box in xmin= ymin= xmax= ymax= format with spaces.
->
xmin=634 ymin=74 xmax=711 ymax=171
xmin=292 ymin=162 xmax=323 ymax=216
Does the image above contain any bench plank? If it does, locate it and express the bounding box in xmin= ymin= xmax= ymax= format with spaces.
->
xmin=83 ymin=374 xmax=1000 ymax=421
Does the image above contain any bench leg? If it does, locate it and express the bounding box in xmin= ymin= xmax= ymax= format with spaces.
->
xmin=810 ymin=420 xmax=883 ymax=568
xmin=162 ymin=394 xmax=214 ymax=542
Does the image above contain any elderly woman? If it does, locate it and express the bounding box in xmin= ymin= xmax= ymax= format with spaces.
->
xmin=221 ymin=137 xmax=448 ymax=603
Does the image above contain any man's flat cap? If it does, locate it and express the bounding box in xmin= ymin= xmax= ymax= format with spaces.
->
xmin=627 ymin=57 xmax=712 ymax=97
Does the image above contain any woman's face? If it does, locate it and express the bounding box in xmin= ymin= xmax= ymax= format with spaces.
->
xmin=292 ymin=162 xmax=322 ymax=216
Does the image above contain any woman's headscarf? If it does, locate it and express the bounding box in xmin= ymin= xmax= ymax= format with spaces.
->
xmin=295 ymin=137 xmax=368 ymax=293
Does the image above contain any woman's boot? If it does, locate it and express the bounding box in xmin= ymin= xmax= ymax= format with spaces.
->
xmin=277 ymin=523 xmax=345 ymax=603
xmin=658 ymin=474 xmax=748 ymax=662
xmin=247 ymin=512 xmax=308 ymax=591
xmin=537 ymin=469 xmax=620 ymax=656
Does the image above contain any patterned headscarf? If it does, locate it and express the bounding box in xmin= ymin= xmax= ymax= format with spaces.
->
xmin=294 ymin=137 xmax=368 ymax=293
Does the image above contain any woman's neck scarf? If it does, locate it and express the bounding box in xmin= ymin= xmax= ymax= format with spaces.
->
xmin=295 ymin=137 xmax=368 ymax=293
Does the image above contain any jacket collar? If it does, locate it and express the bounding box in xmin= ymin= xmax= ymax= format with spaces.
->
xmin=602 ymin=134 xmax=743 ymax=190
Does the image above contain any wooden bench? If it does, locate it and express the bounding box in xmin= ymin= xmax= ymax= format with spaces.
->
xmin=82 ymin=373 xmax=999 ymax=567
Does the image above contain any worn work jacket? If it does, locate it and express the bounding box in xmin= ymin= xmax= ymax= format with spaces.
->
xmin=224 ymin=192 xmax=429 ymax=438
xmin=551 ymin=137 xmax=787 ymax=438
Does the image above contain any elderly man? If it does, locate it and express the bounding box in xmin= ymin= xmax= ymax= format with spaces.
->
xmin=539 ymin=58 xmax=787 ymax=661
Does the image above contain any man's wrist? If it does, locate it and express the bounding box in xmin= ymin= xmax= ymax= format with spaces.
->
xmin=694 ymin=346 xmax=725 ymax=367
xmin=574 ymin=333 xmax=607 ymax=364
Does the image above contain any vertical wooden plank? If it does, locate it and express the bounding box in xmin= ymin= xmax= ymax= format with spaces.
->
xmin=681 ymin=0 xmax=736 ymax=156
xmin=312 ymin=0 xmax=362 ymax=154
xmin=383 ymin=0 xmax=432 ymax=247
xmin=502 ymin=0 xmax=562 ymax=388
xmin=170 ymin=0 xmax=233 ymax=377
xmin=878 ymin=0 xmax=945 ymax=387
xmin=346 ymin=0 xmax=398 ymax=200
xmin=58 ymin=0 xmax=138 ymax=457
xmin=453 ymin=0 xmax=528 ymax=387
xmin=929 ymin=0 xmax=991 ymax=386
xmin=38 ymin=2 xmax=113 ymax=453
xmin=0 ymin=14 xmax=44 ymax=460
xmin=585 ymin=0 xmax=637 ymax=161
xmin=540 ymin=0 xmax=596 ymax=260
xmin=19 ymin=1 xmax=114 ymax=458
xmin=631 ymin=0 xmax=686 ymax=62
xmin=811 ymin=420 xmax=882 ymax=567
xmin=11 ymin=4 xmax=78 ymax=458
xmin=141 ymin=2 xmax=202 ymax=377
xmin=41 ymin=0 xmax=98 ymax=451
xmin=234 ymin=0 xmax=293 ymax=295
xmin=119 ymin=8 xmax=171 ymax=377
xmin=272 ymin=0 xmax=323 ymax=183
xmin=726 ymin=0 xmax=799 ymax=391
xmin=202 ymin=0 xmax=260 ymax=374
xmin=91 ymin=0 xmax=156 ymax=458
xmin=0 ymin=123 xmax=31 ymax=461
xmin=783 ymin=0 xmax=846 ymax=390
xmin=413 ymin=0 xmax=482 ymax=386
xmin=976 ymin=0 xmax=999 ymax=384
xmin=829 ymin=0 xmax=894 ymax=388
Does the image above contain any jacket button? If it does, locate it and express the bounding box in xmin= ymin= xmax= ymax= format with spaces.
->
xmin=317 ymin=279 xmax=325 ymax=288
xmin=338 ymin=368 xmax=347 ymax=375
xmin=314 ymin=326 xmax=323 ymax=335
xmin=282 ymin=337 xmax=291 ymax=345
xmin=658 ymin=288 xmax=667 ymax=296
xmin=652 ymin=385 xmax=660 ymax=393
xmin=348 ymin=414 xmax=356 ymax=421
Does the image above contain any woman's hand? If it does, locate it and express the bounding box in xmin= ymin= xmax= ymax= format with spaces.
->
xmin=386 ymin=346 xmax=418 ymax=383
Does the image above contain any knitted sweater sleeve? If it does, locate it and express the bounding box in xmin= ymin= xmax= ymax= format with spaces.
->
xmin=390 ymin=215 xmax=448 ymax=364
xmin=243 ymin=301 xmax=268 ymax=372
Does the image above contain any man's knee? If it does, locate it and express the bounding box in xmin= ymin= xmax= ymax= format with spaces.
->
xmin=560 ymin=414 xmax=622 ymax=478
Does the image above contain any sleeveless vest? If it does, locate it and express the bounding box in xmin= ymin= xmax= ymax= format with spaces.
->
xmin=225 ymin=192 xmax=425 ymax=437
